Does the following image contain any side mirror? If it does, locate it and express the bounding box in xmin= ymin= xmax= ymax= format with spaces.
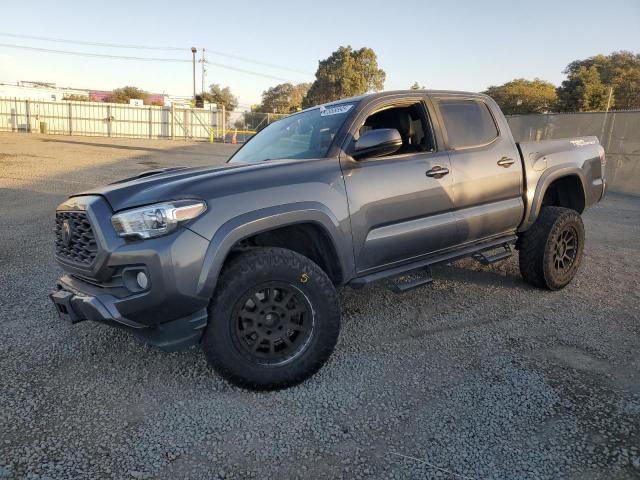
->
xmin=353 ymin=128 xmax=402 ymax=160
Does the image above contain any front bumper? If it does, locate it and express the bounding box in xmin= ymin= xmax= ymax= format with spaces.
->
xmin=50 ymin=281 xmax=208 ymax=352
xmin=52 ymin=195 xmax=213 ymax=351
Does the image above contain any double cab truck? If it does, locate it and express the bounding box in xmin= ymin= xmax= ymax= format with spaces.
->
xmin=50 ymin=90 xmax=607 ymax=390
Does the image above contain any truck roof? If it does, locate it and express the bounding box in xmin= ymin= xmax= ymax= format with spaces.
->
xmin=319 ymin=89 xmax=487 ymax=108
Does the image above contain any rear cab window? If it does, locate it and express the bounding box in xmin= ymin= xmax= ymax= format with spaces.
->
xmin=437 ymin=99 xmax=498 ymax=149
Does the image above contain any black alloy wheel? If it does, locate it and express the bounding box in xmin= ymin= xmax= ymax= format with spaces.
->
xmin=202 ymin=247 xmax=341 ymax=390
xmin=231 ymin=282 xmax=314 ymax=365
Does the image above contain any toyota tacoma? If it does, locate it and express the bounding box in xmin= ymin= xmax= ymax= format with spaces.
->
xmin=50 ymin=90 xmax=607 ymax=390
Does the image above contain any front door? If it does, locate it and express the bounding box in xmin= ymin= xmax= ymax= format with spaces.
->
xmin=339 ymin=99 xmax=457 ymax=273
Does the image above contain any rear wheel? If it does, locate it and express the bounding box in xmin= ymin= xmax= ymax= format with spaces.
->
xmin=518 ymin=206 xmax=585 ymax=290
xmin=202 ymin=247 xmax=340 ymax=390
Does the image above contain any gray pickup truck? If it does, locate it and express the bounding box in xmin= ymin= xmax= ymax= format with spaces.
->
xmin=50 ymin=90 xmax=606 ymax=390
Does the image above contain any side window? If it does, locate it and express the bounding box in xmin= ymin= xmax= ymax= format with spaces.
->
xmin=438 ymin=100 xmax=498 ymax=149
xmin=356 ymin=102 xmax=435 ymax=158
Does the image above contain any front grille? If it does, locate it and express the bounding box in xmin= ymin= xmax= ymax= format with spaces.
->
xmin=55 ymin=211 xmax=98 ymax=265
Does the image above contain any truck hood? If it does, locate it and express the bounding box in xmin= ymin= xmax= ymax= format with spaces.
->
xmin=74 ymin=161 xmax=287 ymax=212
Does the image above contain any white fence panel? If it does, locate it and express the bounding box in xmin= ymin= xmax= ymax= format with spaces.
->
xmin=0 ymin=97 xmax=221 ymax=140
xmin=71 ymin=102 xmax=110 ymax=137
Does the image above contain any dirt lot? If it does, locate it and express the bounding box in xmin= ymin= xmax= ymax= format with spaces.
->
xmin=1 ymin=133 xmax=639 ymax=480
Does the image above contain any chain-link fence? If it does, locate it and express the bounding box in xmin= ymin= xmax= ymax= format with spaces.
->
xmin=223 ymin=110 xmax=288 ymax=143
xmin=506 ymin=110 xmax=640 ymax=195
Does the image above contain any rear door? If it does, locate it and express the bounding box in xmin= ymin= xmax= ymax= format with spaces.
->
xmin=339 ymin=97 xmax=458 ymax=273
xmin=432 ymin=96 xmax=524 ymax=243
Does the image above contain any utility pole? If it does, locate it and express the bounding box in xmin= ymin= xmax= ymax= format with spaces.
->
xmin=191 ymin=47 xmax=197 ymax=101
xmin=201 ymin=48 xmax=206 ymax=97
xmin=599 ymin=86 xmax=614 ymax=143
xmin=605 ymin=86 xmax=613 ymax=113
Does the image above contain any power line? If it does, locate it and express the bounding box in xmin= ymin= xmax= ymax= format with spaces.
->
xmin=0 ymin=31 xmax=313 ymax=76
xmin=202 ymin=47 xmax=312 ymax=75
xmin=0 ymin=32 xmax=184 ymax=51
xmin=0 ymin=42 xmax=295 ymax=81
xmin=0 ymin=42 xmax=189 ymax=62
xmin=204 ymin=60 xmax=291 ymax=82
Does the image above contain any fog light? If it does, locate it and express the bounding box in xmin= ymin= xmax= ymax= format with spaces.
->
xmin=136 ymin=272 xmax=149 ymax=290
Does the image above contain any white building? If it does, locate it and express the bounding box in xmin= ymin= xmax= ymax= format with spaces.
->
xmin=0 ymin=81 xmax=88 ymax=102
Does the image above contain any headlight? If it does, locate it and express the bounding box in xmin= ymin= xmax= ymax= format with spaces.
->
xmin=111 ymin=200 xmax=207 ymax=239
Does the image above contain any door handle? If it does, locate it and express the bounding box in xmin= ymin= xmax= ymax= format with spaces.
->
xmin=497 ymin=156 xmax=515 ymax=167
xmin=426 ymin=165 xmax=450 ymax=178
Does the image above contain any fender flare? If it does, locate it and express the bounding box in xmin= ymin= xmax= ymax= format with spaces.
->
xmin=195 ymin=202 xmax=353 ymax=299
xmin=520 ymin=165 xmax=587 ymax=231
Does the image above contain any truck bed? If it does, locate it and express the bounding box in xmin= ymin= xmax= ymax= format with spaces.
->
xmin=517 ymin=136 xmax=606 ymax=230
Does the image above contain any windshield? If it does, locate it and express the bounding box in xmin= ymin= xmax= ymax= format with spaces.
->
xmin=229 ymin=103 xmax=356 ymax=164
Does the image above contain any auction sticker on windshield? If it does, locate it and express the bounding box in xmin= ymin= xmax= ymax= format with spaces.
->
xmin=320 ymin=104 xmax=353 ymax=116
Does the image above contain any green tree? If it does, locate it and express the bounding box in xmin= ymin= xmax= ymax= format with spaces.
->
xmin=484 ymin=78 xmax=558 ymax=114
xmin=303 ymin=46 xmax=385 ymax=108
xmin=105 ymin=86 xmax=149 ymax=104
xmin=558 ymin=51 xmax=640 ymax=110
xmin=259 ymin=82 xmax=311 ymax=113
xmin=557 ymin=66 xmax=610 ymax=112
xmin=200 ymin=84 xmax=238 ymax=113
xmin=611 ymin=66 xmax=640 ymax=109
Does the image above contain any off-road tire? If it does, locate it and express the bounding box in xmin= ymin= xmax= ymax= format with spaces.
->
xmin=519 ymin=206 xmax=585 ymax=290
xmin=201 ymin=247 xmax=340 ymax=390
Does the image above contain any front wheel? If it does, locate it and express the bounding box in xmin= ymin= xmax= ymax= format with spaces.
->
xmin=201 ymin=247 xmax=341 ymax=390
xmin=518 ymin=206 xmax=585 ymax=290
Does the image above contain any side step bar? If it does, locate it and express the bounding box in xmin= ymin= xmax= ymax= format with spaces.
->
xmin=349 ymin=235 xmax=517 ymax=292
xmin=387 ymin=267 xmax=433 ymax=293
xmin=472 ymin=244 xmax=512 ymax=265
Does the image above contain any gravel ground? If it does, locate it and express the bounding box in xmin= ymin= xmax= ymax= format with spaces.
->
xmin=1 ymin=133 xmax=639 ymax=480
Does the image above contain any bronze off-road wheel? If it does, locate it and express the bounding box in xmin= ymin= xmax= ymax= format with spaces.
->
xmin=519 ymin=206 xmax=585 ymax=290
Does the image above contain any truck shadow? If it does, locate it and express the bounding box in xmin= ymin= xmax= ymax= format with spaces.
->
xmin=40 ymin=137 xmax=238 ymax=160
xmin=432 ymin=258 xmax=527 ymax=289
